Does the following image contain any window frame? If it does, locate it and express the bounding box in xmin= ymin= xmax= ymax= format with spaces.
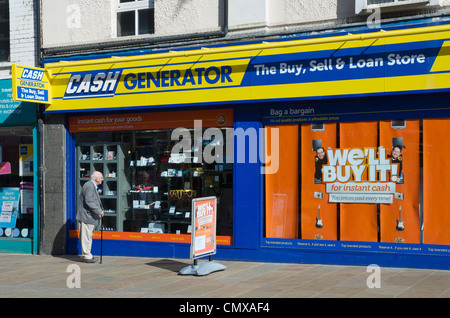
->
xmin=355 ymin=0 xmax=442 ymax=14
xmin=0 ymin=0 xmax=10 ymax=63
xmin=117 ymin=0 xmax=155 ymax=37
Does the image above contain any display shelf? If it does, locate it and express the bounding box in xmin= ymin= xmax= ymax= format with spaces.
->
xmin=127 ymin=138 xmax=202 ymax=234
xmin=76 ymin=143 xmax=130 ymax=231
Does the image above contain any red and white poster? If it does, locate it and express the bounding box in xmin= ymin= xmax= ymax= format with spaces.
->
xmin=191 ymin=196 xmax=217 ymax=259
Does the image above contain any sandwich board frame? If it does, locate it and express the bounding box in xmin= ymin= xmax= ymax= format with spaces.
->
xmin=179 ymin=196 xmax=226 ymax=276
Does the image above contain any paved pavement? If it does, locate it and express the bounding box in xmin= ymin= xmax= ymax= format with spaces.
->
xmin=0 ymin=253 xmax=449 ymax=302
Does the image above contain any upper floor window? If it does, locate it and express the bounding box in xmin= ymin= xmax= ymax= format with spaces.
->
xmin=0 ymin=0 xmax=9 ymax=62
xmin=117 ymin=0 xmax=154 ymax=37
xmin=355 ymin=0 xmax=442 ymax=14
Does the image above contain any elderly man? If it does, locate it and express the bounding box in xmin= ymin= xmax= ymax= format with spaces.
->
xmin=76 ymin=171 xmax=104 ymax=263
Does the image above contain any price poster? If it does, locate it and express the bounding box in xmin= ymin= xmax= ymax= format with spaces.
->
xmin=191 ymin=196 xmax=217 ymax=259
xmin=0 ymin=187 xmax=20 ymax=228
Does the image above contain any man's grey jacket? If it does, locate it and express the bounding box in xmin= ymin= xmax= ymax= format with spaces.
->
xmin=76 ymin=179 xmax=103 ymax=226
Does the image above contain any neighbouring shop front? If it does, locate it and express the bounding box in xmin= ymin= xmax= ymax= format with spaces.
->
xmin=0 ymin=79 xmax=39 ymax=254
xmin=29 ymin=21 xmax=450 ymax=269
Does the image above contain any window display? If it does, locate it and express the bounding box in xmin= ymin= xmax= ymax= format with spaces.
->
xmin=0 ymin=127 xmax=34 ymax=239
xmin=75 ymin=127 xmax=233 ymax=238
xmin=265 ymin=119 xmax=450 ymax=246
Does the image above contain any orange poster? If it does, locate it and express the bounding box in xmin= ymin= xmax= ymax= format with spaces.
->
xmin=379 ymin=120 xmax=421 ymax=244
xmin=423 ymin=119 xmax=450 ymax=245
xmin=300 ymin=123 xmax=337 ymax=240
xmin=265 ymin=125 xmax=298 ymax=239
xmin=339 ymin=121 xmax=378 ymax=242
xmin=191 ymin=196 xmax=217 ymax=259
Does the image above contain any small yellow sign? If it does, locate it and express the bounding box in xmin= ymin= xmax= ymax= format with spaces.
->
xmin=12 ymin=64 xmax=51 ymax=104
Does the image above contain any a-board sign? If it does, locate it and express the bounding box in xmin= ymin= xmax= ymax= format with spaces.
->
xmin=191 ymin=196 xmax=217 ymax=259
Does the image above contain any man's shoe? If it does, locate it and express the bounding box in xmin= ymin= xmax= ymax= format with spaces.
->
xmin=84 ymin=257 xmax=98 ymax=263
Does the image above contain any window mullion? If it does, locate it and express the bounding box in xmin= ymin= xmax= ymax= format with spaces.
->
xmin=135 ymin=9 xmax=138 ymax=36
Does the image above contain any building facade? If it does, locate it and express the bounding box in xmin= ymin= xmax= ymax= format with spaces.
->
xmin=0 ymin=0 xmax=39 ymax=254
xmin=35 ymin=0 xmax=450 ymax=269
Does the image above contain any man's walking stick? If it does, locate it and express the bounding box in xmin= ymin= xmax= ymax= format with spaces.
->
xmin=100 ymin=216 xmax=103 ymax=264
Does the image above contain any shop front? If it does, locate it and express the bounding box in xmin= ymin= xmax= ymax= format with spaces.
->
xmin=0 ymin=79 xmax=39 ymax=254
xmin=37 ymin=21 xmax=450 ymax=268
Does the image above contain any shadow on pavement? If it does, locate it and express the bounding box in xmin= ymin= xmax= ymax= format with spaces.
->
xmin=146 ymin=258 xmax=191 ymax=273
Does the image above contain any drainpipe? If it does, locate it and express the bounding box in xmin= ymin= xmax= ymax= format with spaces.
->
xmin=38 ymin=118 xmax=45 ymax=255
xmin=34 ymin=0 xmax=45 ymax=255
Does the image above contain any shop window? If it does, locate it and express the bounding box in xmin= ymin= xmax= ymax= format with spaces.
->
xmin=264 ymin=118 xmax=450 ymax=247
xmin=74 ymin=126 xmax=233 ymax=240
xmin=117 ymin=0 xmax=155 ymax=37
xmin=0 ymin=127 xmax=34 ymax=239
xmin=0 ymin=0 xmax=10 ymax=62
